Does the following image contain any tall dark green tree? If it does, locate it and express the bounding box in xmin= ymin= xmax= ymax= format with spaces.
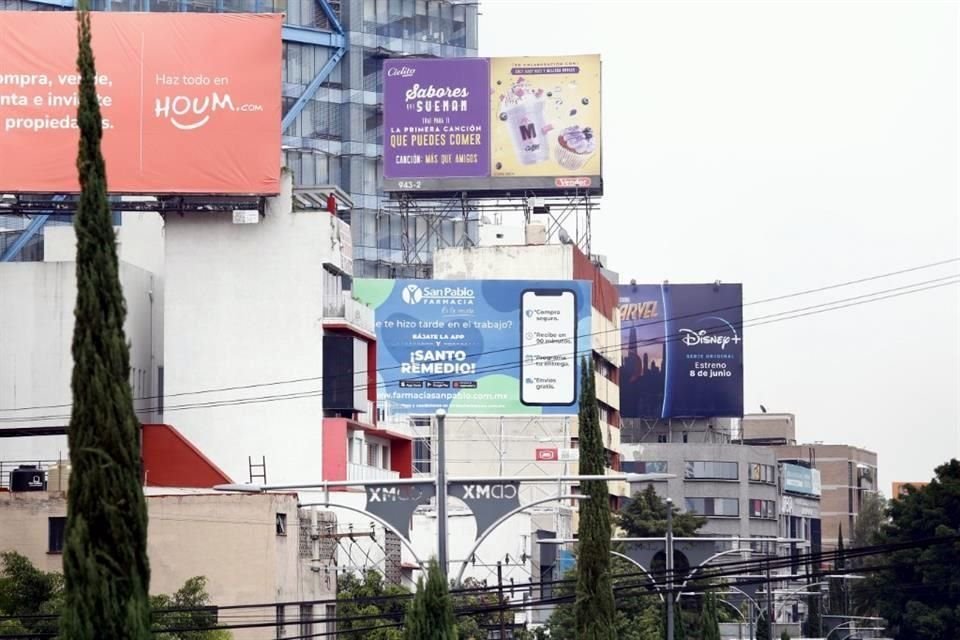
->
xmin=403 ymin=559 xmax=457 ymax=640
xmin=802 ymin=584 xmax=823 ymax=638
xmin=867 ymin=459 xmax=960 ymax=640
xmin=59 ymin=3 xmax=152 ymax=638
xmin=828 ymin=526 xmax=846 ymax=616
xmin=574 ymin=359 xmax=617 ymax=640
xmin=699 ymin=592 xmax=721 ymax=640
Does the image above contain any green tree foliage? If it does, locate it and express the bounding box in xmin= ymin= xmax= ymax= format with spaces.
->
xmin=0 ymin=552 xmax=63 ymax=635
xmin=802 ymin=584 xmax=823 ymax=638
xmin=828 ymin=526 xmax=847 ymax=617
xmin=573 ymin=360 xmax=617 ymax=640
xmin=1 ymin=554 xmax=224 ymax=638
xmin=865 ymin=459 xmax=960 ymax=640
xmin=755 ymin=610 xmax=770 ymax=640
xmin=851 ymin=491 xmax=887 ymax=551
xmin=403 ymin=559 xmax=457 ymax=640
xmin=780 ymin=630 xmax=791 ymax=640
xmin=60 ymin=2 xmax=152 ymax=639
xmin=337 ymin=570 xmax=407 ymax=640
xmin=452 ymin=577 xmax=501 ymax=640
xmin=616 ymin=484 xmax=706 ymax=538
xmin=699 ymin=592 xmax=721 ymax=640
xmin=151 ymin=577 xmax=232 ymax=640
xmin=544 ymin=565 xmax=663 ymax=640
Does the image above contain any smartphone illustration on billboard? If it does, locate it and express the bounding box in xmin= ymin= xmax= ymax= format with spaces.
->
xmin=520 ymin=288 xmax=578 ymax=406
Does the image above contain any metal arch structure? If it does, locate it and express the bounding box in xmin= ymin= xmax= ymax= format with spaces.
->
xmin=2 ymin=0 xmax=347 ymax=262
xmin=453 ymin=494 xmax=587 ymax=587
xmin=609 ymin=550 xmax=663 ymax=603
xmin=772 ymin=580 xmax=830 ymax=620
xmin=299 ymin=500 xmax=428 ymax=574
xmin=673 ymin=547 xmax=756 ymax=602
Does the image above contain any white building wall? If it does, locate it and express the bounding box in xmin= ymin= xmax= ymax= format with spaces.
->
xmin=433 ymin=244 xmax=574 ymax=281
xmin=163 ymin=172 xmax=332 ymax=485
xmin=0 ymin=261 xmax=157 ymax=462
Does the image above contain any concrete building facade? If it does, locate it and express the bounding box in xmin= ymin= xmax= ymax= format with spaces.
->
xmin=0 ymin=488 xmax=337 ymax=640
xmin=620 ymin=442 xmax=782 ymax=543
xmin=740 ymin=412 xmax=878 ymax=546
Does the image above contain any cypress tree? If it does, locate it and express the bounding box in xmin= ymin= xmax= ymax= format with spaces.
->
xmin=574 ymin=359 xmax=616 ymax=640
xmin=59 ymin=3 xmax=152 ymax=638
xmin=403 ymin=558 xmax=457 ymax=640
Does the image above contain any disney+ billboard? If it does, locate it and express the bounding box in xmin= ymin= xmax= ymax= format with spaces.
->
xmin=618 ymin=283 xmax=743 ymax=418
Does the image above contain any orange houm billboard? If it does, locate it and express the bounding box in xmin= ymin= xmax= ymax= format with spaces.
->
xmin=0 ymin=12 xmax=281 ymax=195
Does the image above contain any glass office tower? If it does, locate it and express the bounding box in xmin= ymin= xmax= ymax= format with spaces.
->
xmin=0 ymin=0 xmax=479 ymax=274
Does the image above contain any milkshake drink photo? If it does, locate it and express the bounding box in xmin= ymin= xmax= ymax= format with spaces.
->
xmin=499 ymin=78 xmax=550 ymax=165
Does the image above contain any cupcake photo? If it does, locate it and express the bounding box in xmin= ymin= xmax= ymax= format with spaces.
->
xmin=555 ymin=125 xmax=596 ymax=171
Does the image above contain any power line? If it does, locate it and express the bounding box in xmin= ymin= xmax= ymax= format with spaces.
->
xmin=1 ymin=256 xmax=956 ymax=416
xmin=2 ymin=272 xmax=956 ymax=423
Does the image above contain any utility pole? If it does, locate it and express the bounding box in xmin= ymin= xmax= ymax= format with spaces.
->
xmin=666 ymin=497 xmax=674 ymax=640
xmin=436 ymin=408 xmax=449 ymax=578
xmin=765 ymin=559 xmax=774 ymax=640
xmin=497 ymin=560 xmax=507 ymax=640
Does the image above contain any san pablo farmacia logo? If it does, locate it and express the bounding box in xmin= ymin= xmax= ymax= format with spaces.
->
xmin=155 ymin=92 xmax=265 ymax=131
xmin=679 ymin=316 xmax=742 ymax=350
xmin=401 ymin=284 xmax=475 ymax=306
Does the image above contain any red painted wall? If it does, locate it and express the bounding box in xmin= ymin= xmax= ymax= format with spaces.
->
xmin=366 ymin=337 xmax=377 ymax=422
xmin=572 ymin=246 xmax=618 ymax=321
xmin=390 ymin=439 xmax=413 ymax=479
xmin=141 ymin=424 xmax=232 ymax=488
xmin=322 ymin=418 xmax=349 ymax=482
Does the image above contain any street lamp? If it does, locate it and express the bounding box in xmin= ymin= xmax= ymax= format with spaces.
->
xmin=436 ymin=408 xmax=448 ymax=578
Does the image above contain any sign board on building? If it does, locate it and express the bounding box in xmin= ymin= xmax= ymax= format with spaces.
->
xmin=382 ymin=55 xmax=602 ymax=195
xmin=536 ymin=448 xmax=558 ymax=461
xmin=0 ymin=12 xmax=281 ymax=194
xmin=782 ymin=463 xmax=822 ymax=497
xmin=618 ymin=283 xmax=744 ymax=418
xmin=354 ymin=279 xmax=592 ymax=416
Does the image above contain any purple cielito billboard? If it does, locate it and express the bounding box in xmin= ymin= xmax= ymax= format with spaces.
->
xmin=383 ymin=55 xmax=602 ymax=196
xmin=384 ymin=58 xmax=490 ymax=180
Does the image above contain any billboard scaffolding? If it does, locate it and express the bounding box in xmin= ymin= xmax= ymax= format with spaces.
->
xmin=377 ymin=191 xmax=597 ymax=278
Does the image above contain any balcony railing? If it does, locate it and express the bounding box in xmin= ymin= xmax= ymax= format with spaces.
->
xmin=347 ymin=462 xmax=399 ymax=482
xmin=323 ymin=296 xmax=374 ymax=334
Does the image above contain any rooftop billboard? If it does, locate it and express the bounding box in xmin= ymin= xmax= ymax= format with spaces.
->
xmin=382 ymin=55 xmax=601 ymax=195
xmin=618 ymin=283 xmax=744 ymax=419
xmin=782 ymin=463 xmax=822 ymax=497
xmin=354 ymin=279 xmax=592 ymax=417
xmin=0 ymin=12 xmax=281 ymax=195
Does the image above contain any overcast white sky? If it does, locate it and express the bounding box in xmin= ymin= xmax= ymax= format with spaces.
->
xmin=480 ymin=0 xmax=960 ymax=491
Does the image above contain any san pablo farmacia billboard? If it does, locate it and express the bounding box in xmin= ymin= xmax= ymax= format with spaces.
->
xmin=618 ymin=283 xmax=744 ymax=419
xmin=0 ymin=12 xmax=281 ymax=194
xmin=353 ymin=279 xmax=592 ymax=417
xmin=382 ymin=55 xmax=601 ymax=195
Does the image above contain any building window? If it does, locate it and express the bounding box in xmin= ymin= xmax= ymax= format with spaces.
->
xmin=684 ymin=461 xmax=739 ymax=480
xmin=657 ymin=434 xmax=668 ymax=443
xmin=48 ymin=517 xmax=66 ymax=554
xmin=276 ymin=513 xmax=288 ymax=536
xmin=622 ymin=461 xmax=668 ymax=474
xmin=685 ymin=497 xmax=739 ymax=517
xmin=414 ymin=437 xmax=431 ymax=474
xmin=749 ymin=499 xmax=777 ymax=519
xmin=366 ymin=442 xmax=379 ymax=467
xmin=749 ymin=463 xmax=775 ymax=484
xmin=299 ymin=604 xmax=313 ymax=637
